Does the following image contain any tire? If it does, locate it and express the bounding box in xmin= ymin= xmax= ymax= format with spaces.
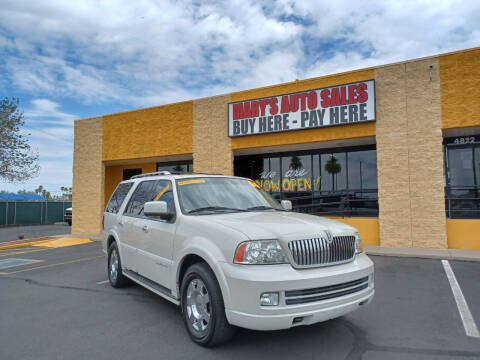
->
xmin=180 ymin=263 xmax=235 ymax=347
xmin=67 ymin=220 xmax=72 ymax=226
xmin=108 ymin=242 xmax=132 ymax=288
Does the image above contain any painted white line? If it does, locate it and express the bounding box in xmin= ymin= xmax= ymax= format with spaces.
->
xmin=442 ymin=259 xmax=480 ymax=338
xmin=96 ymin=280 xmax=109 ymax=285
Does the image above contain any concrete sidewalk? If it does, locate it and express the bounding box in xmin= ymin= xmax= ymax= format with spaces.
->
xmin=365 ymin=245 xmax=480 ymax=262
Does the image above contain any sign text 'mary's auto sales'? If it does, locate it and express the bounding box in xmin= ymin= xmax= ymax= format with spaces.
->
xmin=228 ymin=80 xmax=375 ymax=137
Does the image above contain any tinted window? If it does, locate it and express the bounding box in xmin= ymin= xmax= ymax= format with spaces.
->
xmin=234 ymin=146 xmax=378 ymax=217
xmin=157 ymin=161 xmax=193 ymax=173
xmin=106 ymin=182 xmax=133 ymax=213
xmin=444 ymin=140 xmax=480 ymax=219
xmin=123 ymin=168 xmax=142 ymax=180
xmin=476 ymin=147 xmax=480 ymax=185
xmin=448 ymin=147 xmax=474 ymax=186
xmin=348 ymin=150 xmax=378 ymax=190
xmin=321 ymin=153 xmax=346 ymax=192
xmin=124 ymin=180 xmax=174 ymax=217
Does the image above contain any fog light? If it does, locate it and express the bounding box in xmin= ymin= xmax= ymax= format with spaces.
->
xmin=260 ymin=292 xmax=279 ymax=306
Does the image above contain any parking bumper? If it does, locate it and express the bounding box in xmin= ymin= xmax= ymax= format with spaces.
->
xmin=217 ymin=253 xmax=374 ymax=330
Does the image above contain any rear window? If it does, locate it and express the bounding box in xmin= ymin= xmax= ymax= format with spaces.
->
xmin=106 ymin=182 xmax=133 ymax=213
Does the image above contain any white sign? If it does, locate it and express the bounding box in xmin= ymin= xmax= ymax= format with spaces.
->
xmin=228 ymin=80 xmax=375 ymax=137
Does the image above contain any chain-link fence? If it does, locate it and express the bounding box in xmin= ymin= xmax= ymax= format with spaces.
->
xmin=0 ymin=201 xmax=72 ymax=226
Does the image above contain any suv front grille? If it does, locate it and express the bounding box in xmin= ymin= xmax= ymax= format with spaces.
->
xmin=284 ymin=276 xmax=369 ymax=305
xmin=288 ymin=236 xmax=355 ymax=267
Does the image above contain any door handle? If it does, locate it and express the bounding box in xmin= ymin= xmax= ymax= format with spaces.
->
xmin=117 ymin=220 xmax=124 ymax=226
xmin=142 ymin=225 xmax=149 ymax=233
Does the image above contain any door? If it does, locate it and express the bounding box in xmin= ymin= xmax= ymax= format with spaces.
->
xmin=124 ymin=180 xmax=176 ymax=289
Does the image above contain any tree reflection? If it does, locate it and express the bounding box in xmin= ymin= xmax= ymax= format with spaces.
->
xmin=325 ymin=155 xmax=341 ymax=191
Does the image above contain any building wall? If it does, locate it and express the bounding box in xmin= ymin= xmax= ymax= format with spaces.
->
xmin=447 ymin=219 xmax=480 ymax=250
xmin=102 ymin=101 xmax=194 ymax=162
xmin=440 ymin=47 xmax=480 ymax=250
xmin=71 ymin=47 xmax=480 ymax=249
xmin=375 ymin=57 xmax=447 ymax=249
xmin=72 ymin=117 xmax=104 ymax=235
xmin=440 ymin=47 xmax=480 ymax=129
xmin=193 ymin=95 xmax=233 ymax=175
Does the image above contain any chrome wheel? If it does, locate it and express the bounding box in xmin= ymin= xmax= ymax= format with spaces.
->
xmin=186 ymin=278 xmax=211 ymax=336
xmin=109 ymin=248 xmax=119 ymax=282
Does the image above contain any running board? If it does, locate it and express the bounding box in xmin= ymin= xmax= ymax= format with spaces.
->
xmin=123 ymin=269 xmax=180 ymax=306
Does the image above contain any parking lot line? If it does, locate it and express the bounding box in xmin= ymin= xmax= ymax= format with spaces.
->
xmin=0 ymin=258 xmax=43 ymax=270
xmin=0 ymin=255 xmax=105 ymax=275
xmin=442 ymin=259 xmax=480 ymax=338
xmin=0 ymin=247 xmax=57 ymax=257
xmin=96 ymin=280 xmax=109 ymax=285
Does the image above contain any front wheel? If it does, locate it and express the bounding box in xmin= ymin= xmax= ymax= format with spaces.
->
xmin=181 ymin=263 xmax=235 ymax=346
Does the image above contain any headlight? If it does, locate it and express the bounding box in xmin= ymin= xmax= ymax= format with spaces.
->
xmin=234 ymin=240 xmax=287 ymax=265
xmin=354 ymin=231 xmax=363 ymax=254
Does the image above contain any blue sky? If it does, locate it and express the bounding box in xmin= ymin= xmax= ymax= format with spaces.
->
xmin=1 ymin=0 xmax=479 ymax=195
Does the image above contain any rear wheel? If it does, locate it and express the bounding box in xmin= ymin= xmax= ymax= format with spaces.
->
xmin=108 ymin=242 xmax=131 ymax=288
xmin=181 ymin=263 xmax=235 ymax=346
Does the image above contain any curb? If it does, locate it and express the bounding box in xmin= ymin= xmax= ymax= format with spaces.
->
xmin=365 ymin=246 xmax=480 ymax=262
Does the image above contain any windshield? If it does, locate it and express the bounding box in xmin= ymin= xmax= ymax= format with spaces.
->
xmin=176 ymin=177 xmax=284 ymax=214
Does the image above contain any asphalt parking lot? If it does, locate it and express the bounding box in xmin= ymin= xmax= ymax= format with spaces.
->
xmin=0 ymin=224 xmax=71 ymax=243
xmin=0 ymin=241 xmax=479 ymax=360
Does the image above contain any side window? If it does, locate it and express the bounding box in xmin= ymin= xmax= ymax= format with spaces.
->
xmin=154 ymin=180 xmax=175 ymax=213
xmin=124 ymin=180 xmax=174 ymax=217
xmin=106 ymin=182 xmax=133 ymax=213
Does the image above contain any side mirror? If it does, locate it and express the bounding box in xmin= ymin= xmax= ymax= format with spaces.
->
xmin=144 ymin=201 xmax=174 ymax=221
xmin=281 ymin=200 xmax=292 ymax=211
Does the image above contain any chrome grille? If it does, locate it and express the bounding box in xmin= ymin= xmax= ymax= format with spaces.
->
xmin=284 ymin=276 xmax=369 ymax=305
xmin=288 ymin=235 xmax=355 ymax=267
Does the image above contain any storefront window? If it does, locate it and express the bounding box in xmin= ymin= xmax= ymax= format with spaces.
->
xmin=157 ymin=161 xmax=193 ymax=173
xmin=444 ymin=136 xmax=480 ymax=218
xmin=321 ymin=153 xmax=347 ymax=192
xmin=234 ymin=146 xmax=378 ymax=217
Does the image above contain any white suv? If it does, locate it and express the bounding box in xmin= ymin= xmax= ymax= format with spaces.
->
xmin=103 ymin=172 xmax=374 ymax=346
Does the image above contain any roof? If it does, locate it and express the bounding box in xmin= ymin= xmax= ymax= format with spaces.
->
xmin=0 ymin=193 xmax=47 ymax=201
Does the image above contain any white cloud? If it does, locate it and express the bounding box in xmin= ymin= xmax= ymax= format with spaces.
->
xmin=1 ymin=0 xmax=479 ymax=108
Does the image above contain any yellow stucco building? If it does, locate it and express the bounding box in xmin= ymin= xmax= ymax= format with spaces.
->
xmin=73 ymin=47 xmax=480 ymax=250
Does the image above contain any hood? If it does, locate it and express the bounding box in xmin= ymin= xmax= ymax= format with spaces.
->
xmin=204 ymin=211 xmax=356 ymax=241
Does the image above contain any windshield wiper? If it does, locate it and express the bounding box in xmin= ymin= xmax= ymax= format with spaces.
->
xmin=247 ymin=205 xmax=282 ymax=211
xmin=188 ymin=206 xmax=247 ymax=214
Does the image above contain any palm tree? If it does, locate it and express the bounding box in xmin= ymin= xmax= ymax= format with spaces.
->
xmin=325 ymin=155 xmax=341 ymax=192
xmin=289 ymin=156 xmax=303 ymax=170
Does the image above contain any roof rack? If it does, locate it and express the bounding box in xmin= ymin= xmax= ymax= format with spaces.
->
xmin=130 ymin=171 xmax=224 ymax=179
xmin=131 ymin=171 xmax=171 ymax=179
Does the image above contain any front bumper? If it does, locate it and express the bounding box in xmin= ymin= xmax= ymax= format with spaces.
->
xmin=216 ymin=253 xmax=374 ymax=331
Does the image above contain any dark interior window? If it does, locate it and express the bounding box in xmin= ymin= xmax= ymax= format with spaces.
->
xmin=123 ymin=168 xmax=141 ymax=180
xmin=157 ymin=161 xmax=193 ymax=173
xmin=444 ymin=137 xmax=480 ymax=219
xmin=234 ymin=146 xmax=378 ymax=217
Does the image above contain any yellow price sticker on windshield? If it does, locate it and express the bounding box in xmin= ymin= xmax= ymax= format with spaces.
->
xmin=178 ymin=179 xmax=206 ymax=186
xmin=248 ymin=180 xmax=261 ymax=189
